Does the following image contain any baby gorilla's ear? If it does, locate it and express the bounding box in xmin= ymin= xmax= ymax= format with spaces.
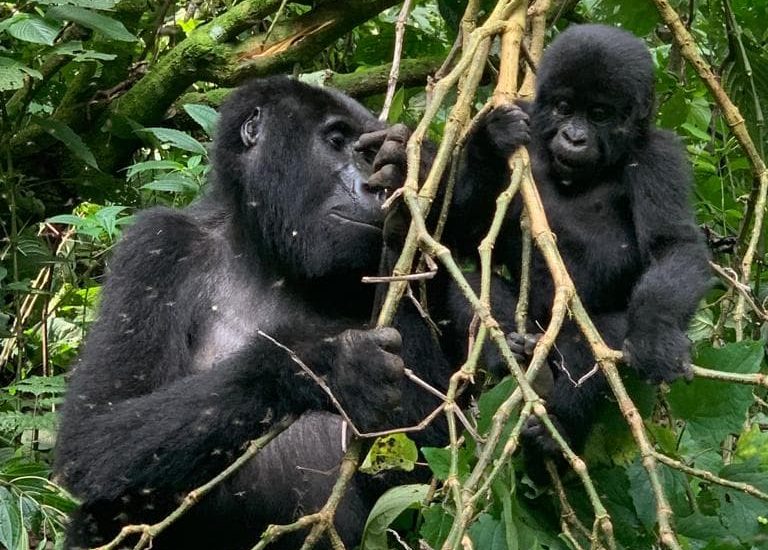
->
xmin=240 ymin=107 xmax=262 ymax=147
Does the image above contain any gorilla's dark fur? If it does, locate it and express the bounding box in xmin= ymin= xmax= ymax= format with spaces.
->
xmin=55 ymin=77 xmax=453 ymax=549
xmin=451 ymin=24 xmax=711 ymax=472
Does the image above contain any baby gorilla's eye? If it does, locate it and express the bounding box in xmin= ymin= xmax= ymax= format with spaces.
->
xmin=589 ymin=105 xmax=612 ymax=123
xmin=327 ymin=132 xmax=346 ymax=150
xmin=554 ymin=100 xmax=573 ymax=116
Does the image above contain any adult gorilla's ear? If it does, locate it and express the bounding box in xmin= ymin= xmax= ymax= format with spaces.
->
xmin=240 ymin=107 xmax=262 ymax=147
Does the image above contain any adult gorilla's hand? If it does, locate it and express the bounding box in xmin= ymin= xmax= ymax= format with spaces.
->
xmin=328 ymin=327 xmax=405 ymax=432
xmin=355 ymin=123 xmax=410 ymax=191
xmin=355 ymin=124 xmax=419 ymax=252
xmin=622 ymin=327 xmax=694 ymax=384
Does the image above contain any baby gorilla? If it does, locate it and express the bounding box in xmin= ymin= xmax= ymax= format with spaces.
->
xmin=452 ymin=24 xmax=711 ymax=475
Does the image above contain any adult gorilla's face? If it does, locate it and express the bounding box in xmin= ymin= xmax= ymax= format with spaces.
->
xmin=212 ymin=77 xmax=389 ymax=280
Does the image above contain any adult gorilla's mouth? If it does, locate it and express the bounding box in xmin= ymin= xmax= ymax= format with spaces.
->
xmin=329 ymin=212 xmax=382 ymax=232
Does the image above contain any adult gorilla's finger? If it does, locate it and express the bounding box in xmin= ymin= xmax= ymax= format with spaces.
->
xmin=368 ymin=164 xmax=404 ymax=190
xmin=385 ymin=123 xmax=411 ymax=144
xmin=354 ymin=129 xmax=388 ymax=152
xmin=369 ymin=327 xmax=402 ymax=354
xmin=373 ymin=140 xmax=406 ymax=172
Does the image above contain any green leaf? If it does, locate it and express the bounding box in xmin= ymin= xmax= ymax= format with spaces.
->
xmin=37 ymin=0 xmax=119 ymax=8
xmin=0 ymin=57 xmax=42 ymax=91
xmin=628 ymin=459 xmax=690 ymax=530
xmin=469 ymin=513 xmax=507 ymax=550
xmin=669 ymin=341 xmax=764 ymax=450
xmin=0 ymin=486 xmax=24 ymax=550
xmin=420 ymin=505 xmax=453 ymax=549
xmin=681 ymin=122 xmax=711 ymax=142
xmin=6 ymin=375 xmax=67 ymax=397
xmin=386 ymin=87 xmax=405 ymax=124
xmin=360 ymin=484 xmax=429 ymax=550
xmin=46 ymin=214 xmax=86 ymax=226
xmin=140 ymin=128 xmax=207 ymax=155
xmin=53 ymin=41 xmax=117 ymax=61
xmin=183 ymin=104 xmax=219 ymax=137
xmin=141 ymin=179 xmax=195 ymax=193
xmin=360 ymin=433 xmax=418 ymax=474
xmin=705 ymin=460 xmax=768 ymax=541
xmin=421 ymin=446 xmax=471 ymax=482
xmin=126 ymin=159 xmax=184 ymax=179
xmin=7 ymin=15 xmax=61 ymax=45
xmin=32 ymin=116 xmax=99 ymax=169
xmin=46 ymin=6 xmax=137 ymax=42
xmin=477 ymin=375 xmax=518 ymax=434
xmin=735 ymin=423 xmax=768 ymax=468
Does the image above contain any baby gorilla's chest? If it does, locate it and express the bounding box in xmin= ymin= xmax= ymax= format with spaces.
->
xmin=544 ymin=183 xmax=641 ymax=305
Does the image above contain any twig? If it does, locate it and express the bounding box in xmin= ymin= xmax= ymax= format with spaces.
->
xmin=709 ymin=261 xmax=768 ymax=320
xmin=380 ymin=0 xmax=414 ymax=121
xmin=261 ymin=0 xmax=290 ymax=45
xmin=652 ymin=451 xmax=768 ymax=501
xmin=251 ymin=440 xmax=362 ymax=550
xmin=692 ymin=364 xmax=768 ymax=388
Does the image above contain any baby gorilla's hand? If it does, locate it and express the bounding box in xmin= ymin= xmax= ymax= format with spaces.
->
xmin=623 ymin=326 xmax=694 ymax=384
xmin=481 ymin=103 xmax=531 ymax=158
xmin=328 ymin=327 xmax=405 ymax=433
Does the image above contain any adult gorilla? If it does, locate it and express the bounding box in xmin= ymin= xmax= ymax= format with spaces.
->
xmin=450 ymin=25 xmax=712 ymax=471
xmin=55 ymin=77 xmax=452 ymax=549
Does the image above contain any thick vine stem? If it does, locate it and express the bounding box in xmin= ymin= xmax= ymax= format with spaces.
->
xmin=651 ymin=0 xmax=768 ymax=338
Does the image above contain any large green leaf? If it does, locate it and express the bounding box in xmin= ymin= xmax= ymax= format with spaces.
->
xmin=183 ymin=104 xmax=219 ymax=138
xmin=46 ymin=6 xmax=136 ymax=42
xmin=0 ymin=486 xmax=24 ymax=550
xmin=0 ymin=57 xmax=42 ymax=91
xmin=140 ymin=128 xmax=207 ymax=155
xmin=6 ymin=15 xmax=61 ymax=45
xmin=54 ymin=41 xmax=117 ymax=62
xmin=360 ymin=484 xmax=429 ymax=550
xmin=420 ymin=505 xmax=453 ymax=549
xmin=126 ymin=159 xmax=184 ymax=179
xmin=32 ymin=116 xmax=99 ymax=169
xmin=421 ymin=446 xmax=471 ymax=481
xmin=468 ymin=513 xmax=507 ymax=550
xmin=38 ymin=0 xmax=119 ymax=6
xmin=668 ymin=341 xmax=764 ymax=451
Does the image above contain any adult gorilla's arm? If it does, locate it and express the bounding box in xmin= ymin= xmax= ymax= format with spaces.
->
xmin=624 ymin=130 xmax=711 ymax=383
xmin=56 ymin=210 xmax=402 ymax=503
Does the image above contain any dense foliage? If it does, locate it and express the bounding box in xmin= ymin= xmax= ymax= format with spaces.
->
xmin=1 ymin=0 xmax=767 ymax=548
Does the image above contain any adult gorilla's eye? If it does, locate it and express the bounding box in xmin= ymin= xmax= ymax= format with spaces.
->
xmin=327 ymin=132 xmax=346 ymax=150
xmin=554 ymin=100 xmax=573 ymax=116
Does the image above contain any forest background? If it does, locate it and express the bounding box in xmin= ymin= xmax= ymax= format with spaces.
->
xmin=1 ymin=0 xmax=768 ymax=549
